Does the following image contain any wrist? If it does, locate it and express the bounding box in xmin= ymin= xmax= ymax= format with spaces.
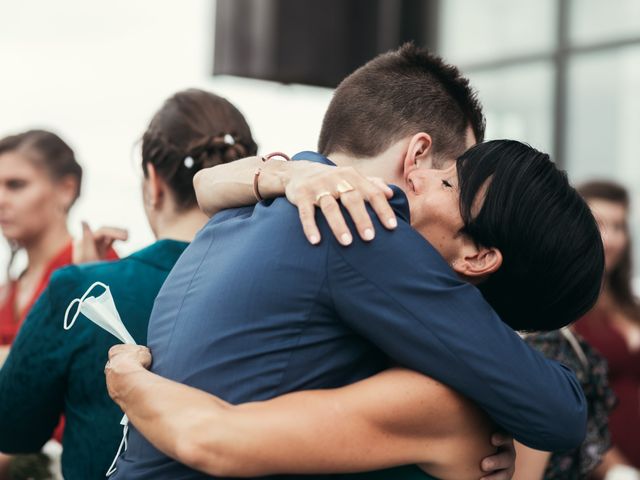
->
xmin=258 ymin=159 xmax=292 ymax=199
xmin=107 ymin=362 xmax=149 ymax=407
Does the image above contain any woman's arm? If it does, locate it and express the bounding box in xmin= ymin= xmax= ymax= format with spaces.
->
xmin=193 ymin=156 xmax=397 ymax=245
xmin=513 ymin=442 xmax=550 ymax=480
xmin=106 ymin=345 xmax=513 ymax=480
xmin=193 ymin=155 xmax=284 ymax=217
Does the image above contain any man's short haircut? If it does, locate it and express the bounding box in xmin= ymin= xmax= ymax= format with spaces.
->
xmin=456 ymin=140 xmax=604 ymax=331
xmin=318 ymin=43 xmax=486 ymax=164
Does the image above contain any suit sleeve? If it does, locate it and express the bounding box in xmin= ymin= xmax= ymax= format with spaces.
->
xmin=326 ymin=217 xmax=587 ymax=452
xmin=0 ymin=272 xmax=74 ymax=452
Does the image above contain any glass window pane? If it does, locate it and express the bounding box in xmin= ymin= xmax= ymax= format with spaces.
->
xmin=569 ymin=0 xmax=640 ymax=45
xmin=467 ymin=62 xmax=555 ymax=156
xmin=566 ymin=46 xmax=640 ymax=183
xmin=439 ymin=0 xmax=557 ymax=65
xmin=566 ymin=46 xmax=640 ymax=273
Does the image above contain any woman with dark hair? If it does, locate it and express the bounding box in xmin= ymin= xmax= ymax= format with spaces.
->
xmin=0 ymin=89 xmax=257 ymax=479
xmin=574 ymin=181 xmax=640 ymax=477
xmin=0 ymin=130 xmax=120 ymax=349
xmin=0 ymin=130 xmax=122 ymax=478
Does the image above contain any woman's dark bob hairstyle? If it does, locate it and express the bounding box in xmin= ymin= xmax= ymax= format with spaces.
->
xmin=456 ymin=140 xmax=605 ymax=332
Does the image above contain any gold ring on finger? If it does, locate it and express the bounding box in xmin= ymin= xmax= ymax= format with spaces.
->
xmin=315 ymin=191 xmax=334 ymax=205
xmin=336 ymin=180 xmax=355 ymax=195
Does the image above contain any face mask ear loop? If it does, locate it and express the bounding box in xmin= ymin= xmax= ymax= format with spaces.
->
xmin=105 ymin=429 xmax=126 ymax=477
xmin=63 ymin=280 xmax=126 ymax=477
xmin=63 ymin=281 xmax=111 ymax=330
xmin=105 ymin=415 xmax=130 ymax=476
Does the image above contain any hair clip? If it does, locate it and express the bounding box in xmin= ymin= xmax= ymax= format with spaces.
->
xmin=183 ymin=156 xmax=195 ymax=168
xmin=223 ymin=134 xmax=235 ymax=146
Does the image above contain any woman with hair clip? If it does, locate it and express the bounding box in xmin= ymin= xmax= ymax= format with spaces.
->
xmin=0 ymin=89 xmax=257 ymax=480
xmin=574 ymin=181 xmax=640 ymax=479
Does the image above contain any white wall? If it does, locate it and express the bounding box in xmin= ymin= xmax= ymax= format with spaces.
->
xmin=0 ymin=0 xmax=333 ymax=268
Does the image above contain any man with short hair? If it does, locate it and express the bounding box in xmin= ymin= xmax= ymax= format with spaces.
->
xmin=108 ymin=44 xmax=603 ymax=479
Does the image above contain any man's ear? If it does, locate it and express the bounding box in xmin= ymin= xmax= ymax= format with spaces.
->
xmin=451 ymin=242 xmax=503 ymax=283
xmin=145 ymin=163 xmax=164 ymax=209
xmin=402 ymin=132 xmax=433 ymax=182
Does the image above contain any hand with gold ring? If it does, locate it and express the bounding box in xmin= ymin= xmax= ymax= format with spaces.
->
xmin=335 ymin=180 xmax=355 ymax=195
xmin=314 ymin=191 xmax=335 ymax=206
xmin=284 ymin=164 xmax=397 ymax=246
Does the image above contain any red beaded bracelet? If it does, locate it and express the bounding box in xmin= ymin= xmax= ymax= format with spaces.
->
xmin=253 ymin=152 xmax=291 ymax=202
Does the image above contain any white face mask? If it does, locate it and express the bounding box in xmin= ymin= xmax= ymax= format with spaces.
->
xmin=63 ymin=281 xmax=134 ymax=476
xmin=64 ymin=281 xmax=135 ymax=345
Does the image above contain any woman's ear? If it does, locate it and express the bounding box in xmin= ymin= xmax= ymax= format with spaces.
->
xmin=56 ymin=175 xmax=79 ymax=213
xmin=451 ymin=244 xmax=503 ymax=283
xmin=145 ymin=163 xmax=164 ymax=209
xmin=402 ymin=132 xmax=433 ymax=183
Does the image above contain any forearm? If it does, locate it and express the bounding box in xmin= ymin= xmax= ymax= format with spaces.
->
xmin=110 ymin=365 xmax=493 ymax=478
xmin=109 ymin=366 xmax=237 ymax=476
xmin=193 ymin=155 xmax=295 ymax=217
xmin=112 ymin=367 xmax=403 ymax=477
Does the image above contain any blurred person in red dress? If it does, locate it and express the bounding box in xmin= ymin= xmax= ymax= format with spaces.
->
xmin=0 ymin=130 xmax=122 ymax=349
xmin=575 ymin=180 xmax=640 ymax=478
xmin=0 ymin=130 xmax=122 ymax=479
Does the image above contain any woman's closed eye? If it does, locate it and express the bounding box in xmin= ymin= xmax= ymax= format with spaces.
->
xmin=442 ymin=179 xmax=454 ymax=189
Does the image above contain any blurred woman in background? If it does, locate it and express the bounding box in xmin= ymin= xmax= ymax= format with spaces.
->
xmin=0 ymin=130 xmax=122 ymax=479
xmin=0 ymin=130 xmax=120 ymax=349
xmin=575 ymin=180 xmax=640 ymax=477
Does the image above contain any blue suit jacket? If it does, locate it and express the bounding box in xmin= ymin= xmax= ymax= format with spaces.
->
xmin=113 ymin=152 xmax=586 ymax=479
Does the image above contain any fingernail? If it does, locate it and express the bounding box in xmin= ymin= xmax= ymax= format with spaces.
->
xmin=309 ymin=234 xmax=320 ymax=245
xmin=340 ymin=233 xmax=352 ymax=245
xmin=388 ymin=217 xmax=397 ymax=228
xmin=363 ymin=228 xmax=374 ymax=241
